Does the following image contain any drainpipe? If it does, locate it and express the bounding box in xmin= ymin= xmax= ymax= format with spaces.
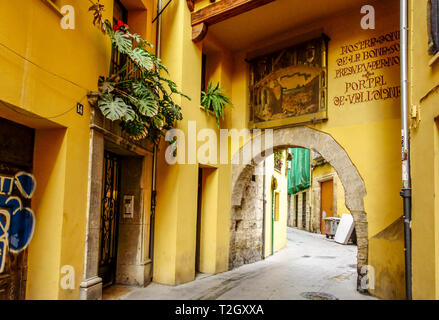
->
xmin=262 ymin=161 xmax=266 ymax=259
xmin=399 ymin=0 xmax=412 ymax=301
xmin=271 ymin=188 xmax=275 ymax=256
xmin=149 ymin=0 xmax=163 ymax=282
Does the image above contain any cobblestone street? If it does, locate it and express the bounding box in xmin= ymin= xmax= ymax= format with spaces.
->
xmin=120 ymin=228 xmax=377 ymax=300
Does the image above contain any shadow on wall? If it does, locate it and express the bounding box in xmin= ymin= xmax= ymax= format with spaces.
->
xmin=369 ymin=216 xmax=406 ymax=300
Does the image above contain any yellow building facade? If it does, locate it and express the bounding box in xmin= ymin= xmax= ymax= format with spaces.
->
xmin=0 ymin=0 xmax=438 ymax=301
xmin=154 ymin=0 xmax=405 ymax=300
xmin=0 ymin=0 xmax=157 ymax=300
xmin=409 ymin=0 xmax=439 ymax=300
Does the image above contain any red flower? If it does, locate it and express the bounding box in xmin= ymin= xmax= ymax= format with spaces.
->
xmin=113 ymin=20 xmax=125 ymax=31
xmin=113 ymin=20 xmax=130 ymax=32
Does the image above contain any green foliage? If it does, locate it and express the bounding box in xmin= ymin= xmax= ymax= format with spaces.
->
xmin=201 ymin=80 xmax=233 ymax=128
xmin=274 ymin=150 xmax=284 ymax=171
xmin=93 ymin=19 xmax=190 ymax=143
xmin=98 ymin=94 xmax=134 ymax=121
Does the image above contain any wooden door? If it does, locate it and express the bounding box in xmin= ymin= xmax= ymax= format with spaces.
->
xmin=320 ymin=180 xmax=334 ymax=234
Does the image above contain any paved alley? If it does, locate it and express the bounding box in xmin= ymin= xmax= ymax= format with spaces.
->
xmin=120 ymin=228 xmax=377 ymax=300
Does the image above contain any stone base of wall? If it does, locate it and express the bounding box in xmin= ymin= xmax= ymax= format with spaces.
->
xmin=116 ymin=260 xmax=152 ymax=287
xmin=79 ymin=276 xmax=103 ymax=300
xmin=229 ymin=165 xmax=264 ymax=270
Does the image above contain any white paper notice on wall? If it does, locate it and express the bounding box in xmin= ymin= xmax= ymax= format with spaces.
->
xmin=334 ymin=214 xmax=354 ymax=245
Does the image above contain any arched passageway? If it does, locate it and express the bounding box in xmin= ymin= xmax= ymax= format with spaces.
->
xmin=230 ymin=126 xmax=368 ymax=291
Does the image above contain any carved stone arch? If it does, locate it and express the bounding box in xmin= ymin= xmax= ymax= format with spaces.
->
xmin=230 ymin=126 xmax=368 ymax=291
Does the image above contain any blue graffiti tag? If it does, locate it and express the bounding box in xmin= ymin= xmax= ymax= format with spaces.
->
xmin=0 ymin=172 xmax=36 ymax=273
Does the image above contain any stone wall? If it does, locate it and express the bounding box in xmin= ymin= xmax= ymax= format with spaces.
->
xmin=229 ymin=165 xmax=264 ymax=269
xmin=287 ymin=190 xmax=311 ymax=231
xmin=116 ymin=157 xmax=152 ymax=286
xmin=230 ymin=127 xmax=369 ymax=291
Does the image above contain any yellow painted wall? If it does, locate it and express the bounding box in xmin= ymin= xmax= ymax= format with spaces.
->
xmin=263 ymin=152 xmax=288 ymax=257
xmin=0 ymin=0 xmax=111 ymax=299
xmin=197 ymin=166 xmax=222 ymax=274
xmin=154 ymin=0 xmax=233 ymax=285
xmin=0 ymin=0 xmax=157 ymax=299
xmin=155 ymin=0 xmax=406 ymax=300
xmin=408 ymin=0 xmax=439 ymax=300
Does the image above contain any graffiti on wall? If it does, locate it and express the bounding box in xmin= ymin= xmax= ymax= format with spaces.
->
xmin=0 ymin=172 xmax=36 ymax=273
xmin=248 ymin=36 xmax=329 ymax=129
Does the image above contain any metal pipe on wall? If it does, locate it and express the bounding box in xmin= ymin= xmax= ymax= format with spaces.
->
xmin=148 ymin=0 xmax=163 ymax=282
xmin=271 ymin=188 xmax=274 ymax=256
xmin=262 ymin=161 xmax=266 ymax=259
xmin=399 ymin=0 xmax=412 ymax=300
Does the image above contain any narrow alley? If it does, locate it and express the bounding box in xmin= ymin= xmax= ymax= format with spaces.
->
xmin=118 ymin=228 xmax=377 ymax=300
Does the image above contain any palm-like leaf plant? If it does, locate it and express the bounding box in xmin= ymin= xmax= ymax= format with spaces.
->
xmin=90 ymin=19 xmax=190 ymax=143
xmin=201 ymin=80 xmax=233 ymax=128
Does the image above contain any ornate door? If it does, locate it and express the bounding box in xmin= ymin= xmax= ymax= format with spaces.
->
xmin=98 ymin=151 xmax=121 ymax=287
xmin=0 ymin=117 xmax=34 ymax=300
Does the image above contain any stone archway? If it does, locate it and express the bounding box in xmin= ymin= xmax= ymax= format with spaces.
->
xmin=230 ymin=126 xmax=368 ymax=291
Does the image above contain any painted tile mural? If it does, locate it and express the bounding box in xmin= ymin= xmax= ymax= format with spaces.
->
xmin=249 ymin=36 xmax=328 ymax=129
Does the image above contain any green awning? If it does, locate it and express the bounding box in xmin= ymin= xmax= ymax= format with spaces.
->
xmin=287 ymin=148 xmax=310 ymax=195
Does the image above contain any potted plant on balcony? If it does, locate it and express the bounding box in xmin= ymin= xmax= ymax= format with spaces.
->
xmin=201 ymin=80 xmax=233 ymax=128
xmin=88 ymin=16 xmax=190 ymax=144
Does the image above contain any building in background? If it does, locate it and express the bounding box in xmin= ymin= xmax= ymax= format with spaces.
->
xmin=310 ymin=151 xmax=348 ymax=234
xmin=287 ymin=148 xmax=311 ymax=231
xmin=229 ymin=150 xmax=288 ymax=270
xmin=286 ymin=148 xmax=348 ymax=235
xmin=161 ymin=0 xmax=403 ymax=300
xmin=0 ymin=0 xmax=157 ymax=300
xmin=406 ymin=0 xmax=439 ymax=300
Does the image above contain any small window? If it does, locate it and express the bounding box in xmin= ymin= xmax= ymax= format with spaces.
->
xmin=113 ymin=0 xmax=128 ymax=26
xmin=110 ymin=0 xmax=129 ymax=75
xmin=428 ymin=0 xmax=439 ymax=55
xmin=274 ymin=192 xmax=280 ymax=221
